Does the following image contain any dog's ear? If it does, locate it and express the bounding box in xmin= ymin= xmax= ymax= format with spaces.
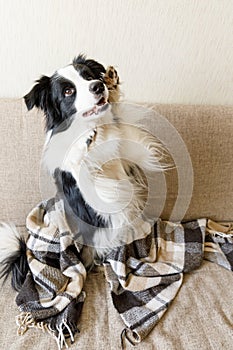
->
xmin=24 ymin=75 xmax=51 ymax=111
xmin=73 ymin=55 xmax=106 ymax=80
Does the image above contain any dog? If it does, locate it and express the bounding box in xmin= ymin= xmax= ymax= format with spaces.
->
xmin=0 ymin=54 xmax=165 ymax=291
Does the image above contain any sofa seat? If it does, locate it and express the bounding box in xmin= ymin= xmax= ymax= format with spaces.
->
xmin=0 ymin=100 xmax=233 ymax=349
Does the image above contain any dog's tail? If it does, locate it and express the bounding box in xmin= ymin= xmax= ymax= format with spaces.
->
xmin=0 ymin=222 xmax=29 ymax=291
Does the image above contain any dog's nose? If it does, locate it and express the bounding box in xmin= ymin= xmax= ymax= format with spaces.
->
xmin=89 ymin=81 xmax=105 ymax=95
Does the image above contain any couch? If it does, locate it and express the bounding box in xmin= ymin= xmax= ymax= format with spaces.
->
xmin=0 ymin=99 xmax=233 ymax=350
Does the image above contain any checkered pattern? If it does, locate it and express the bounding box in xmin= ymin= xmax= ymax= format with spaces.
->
xmin=104 ymin=219 xmax=233 ymax=345
xmin=16 ymin=197 xmax=86 ymax=348
xmin=15 ymin=198 xmax=233 ymax=349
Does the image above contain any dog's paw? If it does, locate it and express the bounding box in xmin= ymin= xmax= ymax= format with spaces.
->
xmin=104 ymin=66 xmax=121 ymax=103
xmin=104 ymin=66 xmax=120 ymax=89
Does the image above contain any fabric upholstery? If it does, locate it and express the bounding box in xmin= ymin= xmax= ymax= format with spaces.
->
xmin=0 ymin=261 xmax=233 ymax=350
xmin=0 ymin=100 xmax=232 ymax=349
xmin=0 ymin=100 xmax=233 ymax=224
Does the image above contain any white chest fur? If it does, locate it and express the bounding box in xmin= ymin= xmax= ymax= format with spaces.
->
xmin=43 ymin=108 xmax=163 ymax=240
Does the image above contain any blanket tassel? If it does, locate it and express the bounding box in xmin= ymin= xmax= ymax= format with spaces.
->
xmin=55 ymin=322 xmax=74 ymax=350
xmin=16 ymin=312 xmax=55 ymax=336
xmin=16 ymin=312 xmax=72 ymax=350
xmin=16 ymin=312 xmax=78 ymax=350
xmin=206 ymin=220 xmax=233 ymax=238
xmin=121 ymin=328 xmax=136 ymax=350
xmin=16 ymin=312 xmax=36 ymax=335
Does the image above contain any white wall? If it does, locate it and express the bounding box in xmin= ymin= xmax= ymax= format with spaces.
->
xmin=0 ymin=0 xmax=232 ymax=105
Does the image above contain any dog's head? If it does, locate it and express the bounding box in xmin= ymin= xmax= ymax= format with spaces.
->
xmin=24 ymin=55 xmax=111 ymax=131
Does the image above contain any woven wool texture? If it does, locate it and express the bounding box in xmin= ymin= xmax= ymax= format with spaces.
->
xmin=13 ymin=197 xmax=233 ymax=349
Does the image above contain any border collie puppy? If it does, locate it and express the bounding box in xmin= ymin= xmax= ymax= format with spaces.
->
xmin=0 ymin=55 xmax=164 ymax=290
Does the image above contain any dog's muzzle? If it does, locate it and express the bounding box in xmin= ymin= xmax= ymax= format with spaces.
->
xmin=82 ymin=81 xmax=109 ymax=118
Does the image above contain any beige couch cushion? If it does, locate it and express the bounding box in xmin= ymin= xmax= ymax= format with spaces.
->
xmin=0 ymin=99 xmax=44 ymax=225
xmin=0 ymin=262 xmax=233 ymax=350
xmin=0 ymin=100 xmax=233 ymax=224
xmin=152 ymin=104 xmax=233 ymax=221
xmin=0 ymin=100 xmax=233 ymax=349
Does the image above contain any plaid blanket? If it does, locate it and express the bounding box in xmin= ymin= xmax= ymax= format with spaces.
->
xmin=15 ymin=196 xmax=233 ymax=349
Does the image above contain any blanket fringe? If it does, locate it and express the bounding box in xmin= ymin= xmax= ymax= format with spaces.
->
xmin=16 ymin=312 xmax=37 ymax=335
xmin=121 ymin=327 xmax=140 ymax=349
xmin=16 ymin=312 xmax=77 ymax=350
xmin=206 ymin=219 xmax=233 ymax=238
xmin=16 ymin=312 xmax=55 ymax=337
xmin=55 ymin=321 xmax=75 ymax=350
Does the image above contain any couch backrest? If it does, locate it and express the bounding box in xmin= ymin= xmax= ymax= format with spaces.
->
xmin=0 ymin=99 xmax=232 ymax=225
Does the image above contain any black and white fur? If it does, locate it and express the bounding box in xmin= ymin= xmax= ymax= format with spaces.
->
xmin=0 ymin=54 xmax=164 ymax=290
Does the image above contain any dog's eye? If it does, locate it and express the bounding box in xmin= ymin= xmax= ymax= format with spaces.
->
xmin=64 ymin=87 xmax=75 ymax=97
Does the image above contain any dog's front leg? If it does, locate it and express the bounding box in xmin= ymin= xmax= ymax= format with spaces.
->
xmin=62 ymin=128 xmax=97 ymax=184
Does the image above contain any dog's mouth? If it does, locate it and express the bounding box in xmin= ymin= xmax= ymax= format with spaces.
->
xmin=82 ymin=96 xmax=109 ymax=118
